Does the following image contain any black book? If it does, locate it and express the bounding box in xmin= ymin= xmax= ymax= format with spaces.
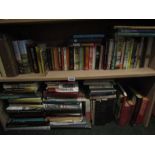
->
xmin=29 ymin=45 xmax=39 ymax=73
xmin=93 ymin=98 xmax=116 ymax=125
xmin=69 ymin=47 xmax=74 ymax=70
xmin=140 ymin=37 xmax=148 ymax=67
xmin=46 ymin=48 xmax=53 ymax=70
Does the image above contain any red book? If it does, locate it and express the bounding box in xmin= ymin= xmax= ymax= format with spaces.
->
xmin=136 ymin=97 xmax=149 ymax=124
xmin=119 ymin=100 xmax=135 ymax=127
xmin=84 ymin=47 xmax=90 ymax=70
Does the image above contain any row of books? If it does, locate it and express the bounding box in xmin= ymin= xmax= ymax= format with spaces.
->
xmin=84 ymin=80 xmax=149 ymax=127
xmin=0 ymin=28 xmax=154 ymax=77
xmin=2 ymin=82 xmax=91 ymax=130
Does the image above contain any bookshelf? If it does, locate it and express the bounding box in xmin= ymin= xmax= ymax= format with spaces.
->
xmin=0 ymin=68 xmax=155 ymax=82
xmin=0 ymin=19 xmax=155 ymax=131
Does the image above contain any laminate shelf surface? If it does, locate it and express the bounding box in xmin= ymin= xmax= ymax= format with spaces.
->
xmin=0 ymin=68 xmax=155 ymax=82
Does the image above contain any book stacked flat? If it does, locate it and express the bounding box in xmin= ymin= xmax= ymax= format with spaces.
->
xmin=114 ymin=83 xmax=149 ymax=127
xmin=43 ymin=81 xmax=91 ymax=128
xmin=3 ymin=83 xmax=50 ymax=130
xmin=83 ymin=80 xmax=117 ymax=125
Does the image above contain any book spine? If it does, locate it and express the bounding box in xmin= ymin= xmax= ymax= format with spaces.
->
xmin=144 ymin=37 xmax=154 ymax=68
xmin=58 ymin=47 xmax=62 ymax=70
xmin=111 ymin=39 xmax=117 ymax=70
xmin=99 ymin=45 xmax=104 ymax=69
xmin=46 ymin=48 xmax=52 ymax=70
xmin=95 ymin=46 xmax=100 ymax=69
xmin=0 ymin=56 xmax=6 ymax=77
xmin=136 ymin=37 xmax=144 ymax=68
xmin=18 ymin=40 xmax=31 ymax=73
xmin=123 ymin=39 xmax=130 ymax=69
xmin=89 ymin=46 xmax=93 ymax=70
xmin=0 ymin=37 xmax=18 ymax=76
xmin=92 ymin=45 xmax=96 ymax=70
xmin=79 ymin=47 xmax=84 ymax=70
xmin=53 ymin=47 xmax=60 ymax=70
xmin=66 ymin=47 xmax=70 ymax=70
xmin=115 ymin=37 xmax=125 ymax=69
xmin=130 ymin=97 xmax=143 ymax=126
xmin=12 ymin=41 xmax=22 ymax=72
xmin=35 ymin=47 xmax=42 ymax=73
xmin=84 ymin=47 xmax=89 ymax=70
xmin=136 ymin=97 xmax=149 ymax=124
xmin=127 ymin=39 xmax=134 ymax=69
xmin=107 ymin=39 xmax=114 ymax=70
xmin=74 ymin=47 xmax=80 ymax=70
xmin=69 ymin=47 xmax=74 ymax=70
xmin=63 ymin=47 xmax=67 ymax=71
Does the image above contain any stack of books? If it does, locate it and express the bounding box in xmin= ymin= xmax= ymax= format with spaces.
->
xmin=83 ymin=80 xmax=117 ymax=125
xmin=114 ymin=83 xmax=149 ymax=127
xmin=43 ymin=81 xmax=91 ymax=128
xmin=3 ymin=83 xmax=50 ymax=130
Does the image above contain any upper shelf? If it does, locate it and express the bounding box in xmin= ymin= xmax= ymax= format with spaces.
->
xmin=0 ymin=68 xmax=155 ymax=82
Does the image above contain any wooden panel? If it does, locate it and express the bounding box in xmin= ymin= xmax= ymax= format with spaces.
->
xmin=0 ymin=68 xmax=155 ymax=82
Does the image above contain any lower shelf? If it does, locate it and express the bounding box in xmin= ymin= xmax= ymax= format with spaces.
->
xmin=0 ymin=68 xmax=155 ymax=82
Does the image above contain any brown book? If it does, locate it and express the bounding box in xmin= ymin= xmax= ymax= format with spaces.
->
xmin=53 ymin=47 xmax=60 ymax=70
xmin=0 ymin=35 xmax=18 ymax=77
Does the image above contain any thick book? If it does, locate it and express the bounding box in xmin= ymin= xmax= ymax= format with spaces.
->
xmin=136 ymin=97 xmax=149 ymax=124
xmin=69 ymin=47 xmax=74 ymax=70
xmin=118 ymin=100 xmax=135 ymax=126
xmin=0 ymin=35 xmax=18 ymax=76
xmin=92 ymin=98 xmax=116 ymax=125
xmin=0 ymin=56 xmax=6 ymax=77
xmin=128 ymin=88 xmax=143 ymax=126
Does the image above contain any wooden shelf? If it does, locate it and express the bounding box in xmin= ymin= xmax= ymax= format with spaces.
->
xmin=0 ymin=68 xmax=155 ymax=82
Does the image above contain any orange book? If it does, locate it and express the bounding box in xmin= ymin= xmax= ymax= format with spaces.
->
xmin=84 ymin=47 xmax=90 ymax=70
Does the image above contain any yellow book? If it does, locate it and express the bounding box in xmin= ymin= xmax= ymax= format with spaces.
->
xmin=127 ymin=39 xmax=134 ymax=69
xmin=0 ymin=56 xmax=6 ymax=77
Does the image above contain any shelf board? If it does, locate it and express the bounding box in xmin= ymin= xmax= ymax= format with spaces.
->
xmin=0 ymin=68 xmax=155 ymax=82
